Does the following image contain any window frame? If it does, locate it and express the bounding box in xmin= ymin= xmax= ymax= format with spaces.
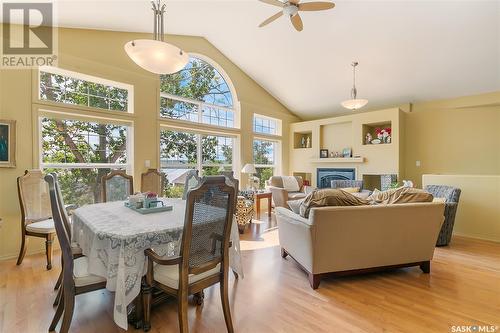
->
xmin=159 ymin=124 xmax=240 ymax=177
xmin=37 ymin=65 xmax=135 ymax=114
xmin=159 ymin=53 xmax=241 ymax=129
xmin=38 ymin=111 xmax=134 ymax=175
xmin=253 ymin=113 xmax=282 ymax=136
xmin=253 ymin=137 xmax=282 ymax=177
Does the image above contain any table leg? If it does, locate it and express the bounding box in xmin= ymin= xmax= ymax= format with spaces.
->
xmin=256 ymin=197 xmax=261 ymax=219
xmin=268 ymin=197 xmax=272 ymax=217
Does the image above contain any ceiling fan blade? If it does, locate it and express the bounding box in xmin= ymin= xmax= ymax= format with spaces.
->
xmin=298 ymin=1 xmax=335 ymax=11
xmin=258 ymin=0 xmax=285 ymax=8
xmin=259 ymin=11 xmax=284 ymax=27
xmin=290 ymin=13 xmax=303 ymax=31
xmin=290 ymin=0 xmax=300 ymax=4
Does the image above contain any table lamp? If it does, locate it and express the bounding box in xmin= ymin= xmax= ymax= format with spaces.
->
xmin=241 ymin=163 xmax=257 ymax=189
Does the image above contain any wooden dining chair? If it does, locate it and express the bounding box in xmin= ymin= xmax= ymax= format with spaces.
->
xmin=50 ymin=173 xmax=83 ymax=307
xmin=16 ymin=169 xmax=56 ymax=270
xmin=181 ymin=169 xmax=200 ymax=200
xmin=45 ymin=174 xmax=107 ymax=333
xmin=142 ymin=176 xmax=236 ymax=332
xmin=101 ymin=169 xmax=134 ymax=202
xmin=141 ymin=169 xmax=164 ymax=195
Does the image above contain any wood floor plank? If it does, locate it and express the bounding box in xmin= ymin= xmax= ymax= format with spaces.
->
xmin=0 ymin=215 xmax=499 ymax=333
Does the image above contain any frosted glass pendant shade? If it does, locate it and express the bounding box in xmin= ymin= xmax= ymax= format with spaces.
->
xmin=124 ymin=39 xmax=189 ymax=75
xmin=341 ymin=98 xmax=368 ymax=110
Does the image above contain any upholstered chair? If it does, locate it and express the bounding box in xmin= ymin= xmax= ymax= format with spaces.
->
xmin=45 ymin=174 xmax=106 ymax=333
xmin=16 ymin=169 xmax=56 ymax=270
xmin=101 ymin=170 xmax=134 ymax=202
xmin=267 ymin=176 xmax=313 ymax=209
xmin=424 ymin=185 xmax=462 ymax=246
xmin=142 ymin=176 xmax=236 ymax=332
xmin=141 ymin=169 xmax=164 ymax=195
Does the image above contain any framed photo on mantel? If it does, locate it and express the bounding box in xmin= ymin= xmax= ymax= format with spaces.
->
xmin=0 ymin=119 xmax=16 ymax=168
xmin=320 ymin=149 xmax=329 ymax=158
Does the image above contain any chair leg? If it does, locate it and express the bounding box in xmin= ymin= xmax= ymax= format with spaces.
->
xmin=16 ymin=233 xmax=27 ymax=266
xmin=220 ymin=271 xmax=234 ymax=333
xmin=54 ymin=270 xmax=62 ymax=291
xmin=177 ymin=290 xmax=189 ymax=333
xmin=59 ymin=288 xmax=75 ymax=333
xmin=49 ymin=289 xmax=64 ymax=331
xmin=142 ymin=281 xmax=152 ymax=332
xmin=193 ymin=290 xmax=205 ymax=305
xmin=45 ymin=234 xmax=54 ymax=270
xmin=232 ymin=270 xmax=239 ymax=279
xmin=53 ymin=285 xmax=62 ymax=307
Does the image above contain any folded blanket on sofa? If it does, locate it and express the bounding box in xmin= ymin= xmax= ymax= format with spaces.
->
xmin=368 ymin=187 xmax=434 ymax=205
xmin=299 ymin=189 xmax=368 ymax=218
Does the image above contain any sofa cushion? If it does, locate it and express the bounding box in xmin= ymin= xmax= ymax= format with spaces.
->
xmin=287 ymin=199 xmax=304 ymax=214
xmin=368 ymin=187 xmax=433 ymax=205
xmin=299 ymin=189 xmax=369 ymax=218
xmin=282 ymin=176 xmax=300 ymax=192
xmin=288 ymin=191 xmax=307 ymax=200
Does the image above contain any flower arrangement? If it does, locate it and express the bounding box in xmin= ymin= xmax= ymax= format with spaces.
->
xmin=374 ymin=127 xmax=392 ymax=144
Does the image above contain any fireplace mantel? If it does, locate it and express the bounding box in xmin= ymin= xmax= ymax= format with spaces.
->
xmin=311 ymin=157 xmax=364 ymax=163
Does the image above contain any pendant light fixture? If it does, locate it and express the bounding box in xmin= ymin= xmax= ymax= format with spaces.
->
xmin=124 ymin=0 xmax=188 ymax=75
xmin=341 ymin=61 xmax=368 ymax=111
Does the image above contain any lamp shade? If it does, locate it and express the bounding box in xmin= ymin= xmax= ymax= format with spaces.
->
xmin=124 ymin=39 xmax=189 ymax=75
xmin=341 ymin=98 xmax=368 ymax=111
xmin=241 ymin=163 xmax=257 ymax=174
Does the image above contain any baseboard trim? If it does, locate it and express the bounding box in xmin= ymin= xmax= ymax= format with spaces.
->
xmin=453 ymin=232 xmax=500 ymax=244
xmin=0 ymin=249 xmax=47 ymax=261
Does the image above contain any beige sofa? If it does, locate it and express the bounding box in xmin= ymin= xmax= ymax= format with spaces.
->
xmin=267 ymin=176 xmax=313 ymax=208
xmin=276 ymin=202 xmax=445 ymax=289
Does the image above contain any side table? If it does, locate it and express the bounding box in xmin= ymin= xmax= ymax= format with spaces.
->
xmin=255 ymin=191 xmax=272 ymax=219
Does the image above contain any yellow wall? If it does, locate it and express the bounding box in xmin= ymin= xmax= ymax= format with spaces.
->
xmin=0 ymin=26 xmax=299 ymax=259
xmin=404 ymin=91 xmax=500 ymax=187
xmin=423 ymin=175 xmax=500 ymax=242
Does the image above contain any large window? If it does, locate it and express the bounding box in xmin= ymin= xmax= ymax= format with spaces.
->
xmin=39 ymin=66 xmax=133 ymax=113
xmin=253 ymin=139 xmax=278 ymax=188
xmin=160 ymin=56 xmax=238 ymax=128
xmin=160 ymin=128 xmax=235 ymax=197
xmin=40 ymin=117 xmax=131 ymax=206
xmin=253 ymin=114 xmax=281 ymax=136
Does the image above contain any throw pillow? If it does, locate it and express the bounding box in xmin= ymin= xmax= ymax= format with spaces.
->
xmin=368 ymin=187 xmax=433 ymax=205
xmin=287 ymin=199 xmax=304 ymax=214
xmin=299 ymin=189 xmax=369 ymax=218
xmin=340 ymin=187 xmax=360 ymax=193
xmin=281 ymin=176 xmax=300 ymax=192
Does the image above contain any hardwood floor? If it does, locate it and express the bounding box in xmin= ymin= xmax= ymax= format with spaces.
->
xmin=1 ymin=214 xmax=499 ymax=333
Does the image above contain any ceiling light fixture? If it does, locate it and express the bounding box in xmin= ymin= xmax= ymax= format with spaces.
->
xmin=341 ymin=61 xmax=368 ymax=111
xmin=124 ymin=0 xmax=188 ymax=75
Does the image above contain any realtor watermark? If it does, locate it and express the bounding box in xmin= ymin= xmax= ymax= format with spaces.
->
xmin=451 ymin=325 xmax=499 ymax=333
xmin=1 ymin=1 xmax=57 ymax=68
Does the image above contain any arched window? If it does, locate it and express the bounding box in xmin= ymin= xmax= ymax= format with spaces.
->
xmin=160 ymin=55 xmax=238 ymax=128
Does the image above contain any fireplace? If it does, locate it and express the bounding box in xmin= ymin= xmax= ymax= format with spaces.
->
xmin=317 ymin=168 xmax=355 ymax=189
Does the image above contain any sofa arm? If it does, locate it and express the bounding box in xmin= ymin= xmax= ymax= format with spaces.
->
xmin=275 ymin=207 xmax=315 ymax=273
xmin=268 ymin=186 xmax=289 ymax=209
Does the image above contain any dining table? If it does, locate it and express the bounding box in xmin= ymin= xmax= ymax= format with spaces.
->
xmin=71 ymin=197 xmax=244 ymax=330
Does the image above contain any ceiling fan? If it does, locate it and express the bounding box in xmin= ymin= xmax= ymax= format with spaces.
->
xmin=258 ymin=0 xmax=335 ymax=31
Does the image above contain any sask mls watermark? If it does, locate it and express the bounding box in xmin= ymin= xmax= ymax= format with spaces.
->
xmin=1 ymin=1 xmax=58 ymax=68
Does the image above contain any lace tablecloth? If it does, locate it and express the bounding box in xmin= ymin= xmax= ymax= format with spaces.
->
xmin=72 ymin=198 xmax=244 ymax=330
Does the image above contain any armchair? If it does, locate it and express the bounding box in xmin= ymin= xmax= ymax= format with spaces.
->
xmin=267 ymin=176 xmax=313 ymax=209
xmin=424 ymin=185 xmax=461 ymax=246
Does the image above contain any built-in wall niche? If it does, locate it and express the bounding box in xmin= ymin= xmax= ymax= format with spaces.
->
xmin=363 ymin=174 xmax=398 ymax=191
xmin=320 ymin=121 xmax=353 ymax=157
xmin=293 ymin=172 xmax=312 ymax=185
xmin=362 ymin=121 xmax=392 ymax=145
xmin=293 ymin=131 xmax=312 ymax=149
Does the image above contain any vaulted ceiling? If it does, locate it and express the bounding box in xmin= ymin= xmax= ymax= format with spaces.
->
xmin=51 ymin=1 xmax=500 ymax=119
